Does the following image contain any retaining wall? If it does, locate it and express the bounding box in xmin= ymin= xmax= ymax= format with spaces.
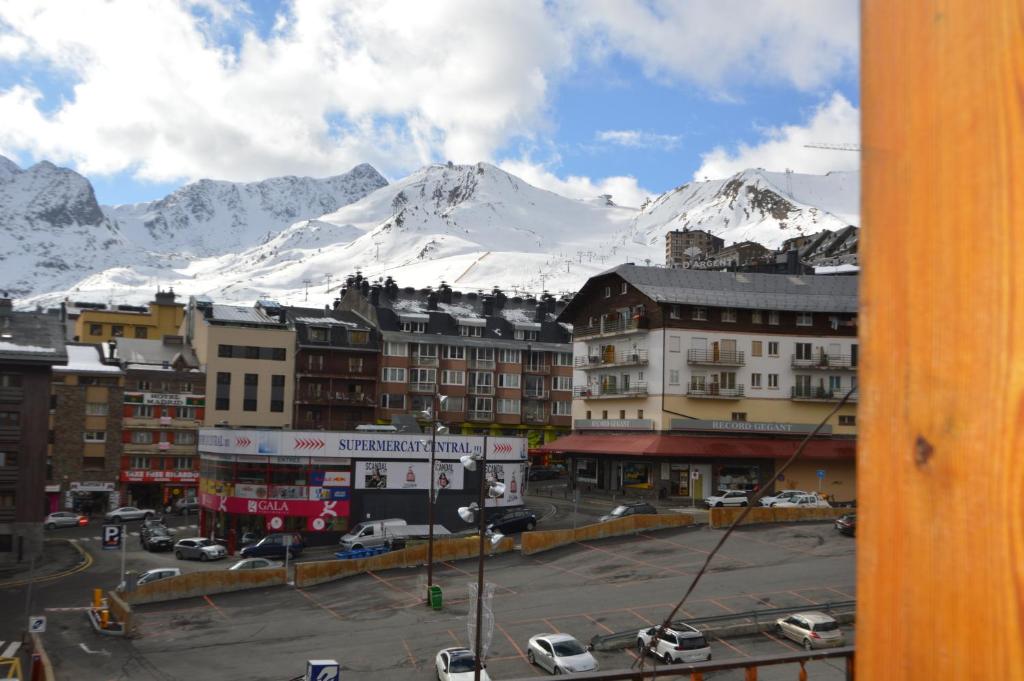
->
xmin=124 ymin=567 xmax=287 ymax=605
xmin=295 ymin=535 xmax=515 ymax=588
xmin=520 ymin=513 xmax=695 ymax=556
xmin=106 ymin=589 xmax=133 ymax=631
xmin=29 ymin=633 xmax=56 ymax=681
xmin=709 ymin=507 xmax=849 ymax=529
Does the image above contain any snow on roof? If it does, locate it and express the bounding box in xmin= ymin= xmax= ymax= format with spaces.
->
xmin=0 ymin=341 xmax=57 ymax=354
xmin=54 ymin=345 xmax=123 ymax=374
xmin=210 ymin=305 xmax=281 ymax=324
xmin=437 ymin=302 xmax=480 ymax=319
xmin=294 ymin=317 xmax=363 ymax=328
xmin=513 ymin=321 xmax=542 ymax=330
xmin=500 ymin=308 xmax=535 ymax=324
xmin=814 ymin=264 xmax=860 ymax=275
xmin=392 ymin=299 xmax=425 ymax=313
xmin=398 ymin=312 xmax=430 ymax=321
xmin=457 ymin=317 xmax=486 ymax=327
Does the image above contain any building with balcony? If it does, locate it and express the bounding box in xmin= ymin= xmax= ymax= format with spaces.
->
xmin=336 ymin=274 xmax=574 ymax=453
xmin=184 ymin=297 xmax=295 ymax=429
xmin=288 ymin=307 xmax=380 ymax=431
xmin=665 ymin=229 xmax=724 ymax=267
xmin=72 ymin=289 xmax=185 ymax=342
xmin=112 ymin=337 xmax=205 ymax=510
xmin=543 ymin=265 xmax=858 ymax=501
xmin=0 ymin=297 xmax=67 ymax=565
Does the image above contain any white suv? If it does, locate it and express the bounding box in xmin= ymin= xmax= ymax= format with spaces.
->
xmin=704 ymin=490 xmax=749 ymax=508
xmin=637 ymin=623 xmax=711 ymax=664
xmin=759 ymin=490 xmax=809 ymax=507
xmin=773 ymin=494 xmax=831 ymax=509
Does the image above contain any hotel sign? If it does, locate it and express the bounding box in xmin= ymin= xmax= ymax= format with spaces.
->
xmin=574 ymin=419 xmax=654 ymax=431
xmin=671 ymin=419 xmax=832 ymax=435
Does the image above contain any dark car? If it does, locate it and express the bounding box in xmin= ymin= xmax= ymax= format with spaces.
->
xmin=528 ymin=467 xmax=562 ymax=481
xmin=141 ymin=515 xmax=168 ymax=531
xmin=599 ymin=501 xmax=658 ymax=523
xmin=834 ymin=514 xmax=856 ymax=536
xmin=487 ymin=508 xmax=538 ymax=534
xmin=240 ymin=532 xmax=304 ymax=559
xmin=140 ymin=526 xmax=175 ymax=552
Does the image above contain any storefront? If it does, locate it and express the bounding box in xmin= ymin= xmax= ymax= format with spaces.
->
xmin=67 ymin=480 xmax=119 ymax=515
xmin=198 ymin=429 xmax=528 ymax=545
xmin=121 ymin=469 xmax=199 ymax=511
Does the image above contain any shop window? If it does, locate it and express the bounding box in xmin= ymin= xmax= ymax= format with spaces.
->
xmin=89 ymin=323 xmax=102 ymax=336
xmin=111 ymin=325 xmax=124 ymax=337
xmin=576 ymin=459 xmax=598 ymax=483
xmin=622 ymin=462 xmax=652 ymax=489
xmin=717 ymin=465 xmax=761 ymax=493
xmin=135 ymin=327 xmax=148 ymax=339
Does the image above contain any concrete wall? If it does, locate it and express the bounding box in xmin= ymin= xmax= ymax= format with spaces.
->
xmin=106 ymin=589 xmax=133 ymax=631
xmin=709 ymin=506 xmax=849 ymax=529
xmin=124 ymin=567 xmax=287 ymax=604
xmin=295 ymin=535 xmax=515 ymax=588
xmin=520 ymin=513 xmax=695 ymax=556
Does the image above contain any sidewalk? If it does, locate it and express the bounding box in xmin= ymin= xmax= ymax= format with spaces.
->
xmin=0 ymin=539 xmax=87 ymax=586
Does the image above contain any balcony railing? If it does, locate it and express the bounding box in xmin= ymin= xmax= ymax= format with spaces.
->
xmin=408 ymin=381 xmax=437 ymax=393
xmin=575 ymin=349 xmax=649 ymax=369
xmin=524 ymin=413 xmax=548 ymax=424
xmin=687 ymin=383 xmax=745 ymax=398
xmin=573 ymin=383 xmax=648 ymax=399
xmin=411 ymin=355 xmax=439 ymax=367
xmin=524 ymin=364 xmax=550 ymax=375
xmin=468 ymin=384 xmax=495 ymax=396
xmin=468 ymin=358 xmax=496 ymax=370
xmin=687 ymin=348 xmax=745 ymax=366
xmin=573 ymin=316 xmax=649 ymax=339
xmin=467 ymin=410 xmax=493 ymax=422
xmin=523 ymin=389 xmax=549 ymax=400
xmin=791 ymin=386 xmax=859 ymax=402
xmin=791 ymin=353 xmax=858 ymax=370
xmin=296 ymin=392 xmax=375 ymax=405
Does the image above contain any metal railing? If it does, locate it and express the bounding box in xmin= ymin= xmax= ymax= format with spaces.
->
xmin=408 ymin=381 xmax=437 ymax=393
xmin=687 ymin=348 xmax=745 ymax=366
xmin=791 ymin=353 xmax=858 ymax=370
xmin=523 ymin=389 xmax=549 ymax=400
xmin=466 ymin=410 xmax=493 ymax=422
xmin=410 ymin=355 xmax=439 ymax=367
xmin=574 ymin=317 xmax=649 ymax=338
xmin=792 ymin=386 xmax=859 ymax=401
xmin=524 ymin=412 xmax=548 ymax=424
xmin=524 ymin=364 xmax=550 ymax=374
xmin=573 ymin=383 xmax=649 ymax=399
xmin=575 ymin=349 xmax=649 ymax=368
xmin=468 ymin=384 xmax=495 ymax=396
xmin=686 ymin=383 xmax=745 ymax=398
xmin=468 ymin=358 xmax=496 ymax=370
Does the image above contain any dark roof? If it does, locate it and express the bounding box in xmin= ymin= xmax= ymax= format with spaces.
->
xmin=0 ymin=310 xmax=68 ymax=366
xmin=287 ymin=307 xmax=379 ymax=350
xmin=114 ymin=338 xmax=200 ymax=369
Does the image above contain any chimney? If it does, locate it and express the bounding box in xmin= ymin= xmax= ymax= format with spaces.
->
xmin=360 ymin=280 xmax=370 ymax=296
xmin=107 ymin=339 xmax=117 ymax=360
xmin=426 ymin=291 xmax=439 ymax=310
xmin=153 ymin=288 xmax=177 ymax=306
xmin=0 ymin=293 xmax=12 ymax=317
xmin=369 ymin=285 xmax=381 ymax=307
xmin=481 ymin=296 xmax=494 ymax=317
xmin=278 ymin=309 xmax=287 ymax=324
xmin=439 ymin=282 xmax=452 ymax=304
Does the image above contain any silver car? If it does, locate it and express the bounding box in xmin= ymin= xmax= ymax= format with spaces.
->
xmin=174 ymin=537 xmax=227 ymax=562
xmin=228 ymin=558 xmax=282 ymax=570
xmin=527 ymin=633 xmax=599 ymax=674
xmin=775 ymin=611 xmax=845 ymax=650
xmin=44 ymin=511 xmax=86 ymax=529
xmin=104 ymin=506 xmax=155 ymax=522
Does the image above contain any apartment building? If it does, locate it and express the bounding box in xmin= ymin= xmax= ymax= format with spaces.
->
xmin=50 ymin=344 xmax=125 ymax=515
xmin=0 ymin=297 xmax=67 ymax=564
xmin=73 ymin=289 xmax=185 ymax=342
xmin=113 ymin=337 xmax=205 ymax=509
xmin=338 ymin=275 xmax=573 ymax=450
xmin=288 ymin=307 xmax=380 ymax=431
xmin=184 ymin=297 xmax=295 ymax=428
xmin=542 ymin=265 xmax=858 ymax=501
xmin=665 ymin=229 xmax=724 ymax=267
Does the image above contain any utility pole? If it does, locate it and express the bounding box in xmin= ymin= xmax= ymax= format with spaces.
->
xmin=302 ymin=279 xmax=311 ymax=301
xmin=324 ymin=274 xmax=333 ymax=293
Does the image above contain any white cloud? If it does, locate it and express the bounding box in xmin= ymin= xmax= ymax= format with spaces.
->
xmin=694 ymin=93 xmax=860 ymax=180
xmin=499 ymin=158 xmax=652 ymax=209
xmin=596 ymin=129 xmax=681 ymax=149
xmin=561 ymin=0 xmax=858 ymax=94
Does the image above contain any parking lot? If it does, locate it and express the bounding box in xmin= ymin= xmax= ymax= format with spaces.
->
xmin=37 ymin=521 xmax=856 ymax=681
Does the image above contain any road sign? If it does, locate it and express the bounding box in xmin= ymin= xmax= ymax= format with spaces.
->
xmin=102 ymin=524 xmax=122 ymax=550
xmin=691 ymin=470 xmax=700 ymax=480
xmin=306 ymin=660 xmax=339 ymax=681
xmin=28 ymin=616 xmax=46 ymax=633
xmin=816 ymin=469 xmax=826 ymax=480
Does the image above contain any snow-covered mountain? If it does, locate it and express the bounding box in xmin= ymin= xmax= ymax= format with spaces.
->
xmin=0 ymin=157 xmax=858 ymax=310
xmin=103 ymin=163 xmax=388 ymax=254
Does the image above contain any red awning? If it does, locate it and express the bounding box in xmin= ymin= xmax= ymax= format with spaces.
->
xmin=537 ymin=433 xmax=855 ymax=461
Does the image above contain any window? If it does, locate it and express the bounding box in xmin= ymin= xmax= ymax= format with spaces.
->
xmin=768 ymin=341 xmax=779 ymax=357
xmin=89 ymin=323 xmax=102 ymax=336
xmin=496 ymin=399 xmax=520 ymax=414
xmin=443 ymin=345 xmax=466 ymax=360
xmin=669 ymin=305 xmax=680 ymax=319
xmin=129 ymin=326 xmax=148 ymax=339
xmin=751 ymin=310 xmax=763 ymax=324
xmin=310 ymin=327 xmax=329 ymax=342
xmin=619 ymin=282 xmax=628 ymax=294
xmin=130 ymin=455 xmax=148 ymax=469
xmin=175 ymin=457 xmax=193 ymax=469
xmin=409 ymin=368 xmax=436 ymax=385
xmin=732 ymin=412 xmax=747 ymax=421
xmin=768 ymin=374 xmax=779 ymax=388
xmin=0 ymin=374 xmax=21 ymax=388
xmin=637 ymin=409 xmax=644 ymax=419
xmin=111 ymin=325 xmax=124 ymax=337
xmin=459 ymin=324 xmax=483 ymax=337
xmin=216 ymin=372 xmax=230 ymax=410
xmin=721 ymin=308 xmax=737 ymax=323
xmin=348 ymin=357 xmax=364 ymax=372
xmin=669 ymin=336 xmax=681 ymax=353
xmin=553 ymin=352 xmax=573 ymax=366
xmin=400 ymin=320 xmax=426 ymax=333
xmin=83 ymin=402 xmax=108 ymax=416
xmin=243 ymin=374 xmax=258 ymax=412
xmin=552 ymin=401 xmax=571 ymax=416
xmin=470 ymin=396 xmax=493 ymax=413
xmin=441 ymin=396 xmax=465 ymax=412
xmin=498 ymin=373 xmax=520 ymax=389
xmin=137 ymin=380 xmax=152 ymax=391
xmin=380 ymin=394 xmax=405 ymax=409
xmin=795 ymin=342 xmax=813 ymax=360
xmin=585 ymin=411 xmax=591 ymax=419
xmin=413 ymin=343 xmax=438 ymax=359
xmin=601 ymin=410 xmax=608 ymax=419
xmin=83 ymin=431 xmax=106 ymax=442
xmin=382 ymin=367 xmax=406 ymax=383
xmin=470 ymin=371 xmax=494 ymax=389
xmin=768 ymin=311 xmax=780 ymax=325
xmin=349 ymin=330 xmax=368 ymax=345
xmin=514 ymin=329 xmax=539 ymax=341
xmin=134 ymin=404 xmax=154 ymax=418
xmin=796 ymin=312 xmax=813 ymax=327
xmin=442 ymin=370 xmax=465 ymax=386
xmin=178 ymin=406 xmax=197 ymax=420
xmin=552 ymin=375 xmax=572 ymax=391
xmin=691 ymin=307 xmax=708 ymax=321
xmin=0 ymin=411 xmax=19 ymax=428
xmin=130 ymin=431 xmax=152 ymax=444
xmin=176 ymin=431 xmax=196 ymax=445
xmin=619 ymin=410 xmax=626 ymax=419
xmin=306 ymin=354 xmax=323 ymax=371
xmin=384 ymin=342 xmax=408 ymax=357
xmin=218 ymin=344 xmax=232 ymax=358
xmin=751 ymin=341 xmax=763 ymax=357
xmin=669 ymin=370 xmax=680 ymax=385
xmin=839 ymin=415 xmax=856 ymax=426
xmin=492 ymin=349 xmax=515 ymax=364
xmin=604 ymin=286 xmax=612 ymax=298
xmin=751 ymin=373 xmax=762 ymax=388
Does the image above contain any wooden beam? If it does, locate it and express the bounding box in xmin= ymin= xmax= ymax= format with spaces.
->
xmin=860 ymin=0 xmax=1024 ymax=677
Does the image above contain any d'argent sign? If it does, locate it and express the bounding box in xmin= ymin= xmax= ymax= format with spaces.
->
xmin=671 ymin=419 xmax=833 ymax=435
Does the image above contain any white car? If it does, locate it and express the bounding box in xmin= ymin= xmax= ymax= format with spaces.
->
xmin=775 ymin=611 xmax=845 ymax=650
xmin=229 ymin=557 xmax=282 ymax=570
xmin=435 ymin=647 xmax=491 ymax=681
xmin=44 ymin=511 xmax=87 ymax=529
xmin=120 ymin=567 xmax=181 ymax=591
xmin=704 ymin=490 xmax=749 ymax=508
xmin=636 ymin=622 xmax=712 ymax=664
xmin=104 ymin=506 xmax=155 ymax=522
xmin=174 ymin=537 xmax=228 ymax=561
xmin=527 ymin=633 xmax=599 ymax=674
xmin=773 ymin=494 xmax=831 ymax=509
xmin=759 ymin=490 xmax=810 ymax=507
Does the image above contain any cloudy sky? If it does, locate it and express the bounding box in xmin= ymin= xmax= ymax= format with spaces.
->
xmin=0 ymin=0 xmax=859 ymax=207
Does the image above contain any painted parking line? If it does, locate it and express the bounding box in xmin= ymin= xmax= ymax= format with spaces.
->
xmin=441 ymin=561 xmax=516 ymax=595
xmin=402 ymin=639 xmax=420 ymax=671
xmin=366 ymin=569 xmax=421 ymax=604
xmin=826 ymin=585 xmax=856 ymax=600
xmin=761 ymin=630 xmax=801 ymax=652
xmin=295 ymin=588 xmax=343 ymax=620
xmin=714 ymin=635 xmax=750 ymax=658
xmin=634 ymin=531 xmax=755 ymax=566
xmin=575 ymin=541 xmax=693 ymax=578
xmin=203 ymin=594 xmax=227 ymax=620
xmin=495 ymin=622 xmax=530 ymax=663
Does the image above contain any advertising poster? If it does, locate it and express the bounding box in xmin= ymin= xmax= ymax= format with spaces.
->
xmin=354 ymin=460 xmax=465 ymax=490
xmin=484 ymin=463 xmax=528 ymax=507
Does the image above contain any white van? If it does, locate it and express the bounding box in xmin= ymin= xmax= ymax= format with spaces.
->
xmin=339 ymin=518 xmax=407 ymax=550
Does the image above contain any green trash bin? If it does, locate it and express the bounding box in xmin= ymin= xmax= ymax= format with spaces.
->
xmin=429 ymin=585 xmax=443 ymax=610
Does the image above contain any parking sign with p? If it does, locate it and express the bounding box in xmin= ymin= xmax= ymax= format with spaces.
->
xmin=102 ymin=524 xmax=122 ymax=550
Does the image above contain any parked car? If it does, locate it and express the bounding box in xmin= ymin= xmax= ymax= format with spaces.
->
xmin=141 ymin=515 xmax=170 ymax=531
xmin=773 ymin=494 xmax=831 ymax=509
xmin=44 ymin=512 xmax=87 ymax=529
xmin=487 ymin=508 xmax=537 ymax=534
xmin=229 ymin=557 xmax=282 ymax=570
xmin=174 ymin=537 xmax=227 ymax=561
xmin=173 ymin=497 xmax=199 ymax=515
xmin=527 ymin=633 xmax=599 ymax=674
xmin=338 ymin=518 xmax=406 ymax=550
xmin=528 ymin=467 xmax=562 ymax=481
xmin=759 ymin=490 xmax=810 ymax=507
xmin=104 ymin=506 xmax=155 ymax=522
xmin=636 ymin=622 xmax=712 ymax=664
xmin=137 ymin=568 xmax=181 ymax=586
xmin=599 ymin=501 xmax=658 ymax=523
xmin=834 ymin=514 xmax=856 ymax=536
xmin=141 ymin=526 xmax=175 ymax=552
xmin=240 ymin=531 xmax=261 ymax=547
xmin=704 ymin=490 xmax=749 ymax=508
xmin=435 ymin=647 xmax=491 ymax=681
xmin=240 ymin=532 xmax=304 ymax=559
xmin=775 ymin=611 xmax=845 ymax=650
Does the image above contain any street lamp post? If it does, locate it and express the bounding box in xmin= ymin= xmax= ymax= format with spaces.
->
xmin=424 ymin=395 xmax=447 ymax=603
